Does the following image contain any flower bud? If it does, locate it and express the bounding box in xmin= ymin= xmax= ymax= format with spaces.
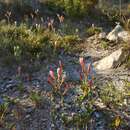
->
xmin=79 ymin=57 xmax=85 ymax=67
xmin=49 ymin=69 xmax=55 ymax=80
xmin=57 ymin=67 xmax=62 ymax=80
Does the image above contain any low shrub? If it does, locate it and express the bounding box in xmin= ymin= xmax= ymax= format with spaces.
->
xmin=0 ymin=23 xmax=52 ymax=61
xmin=86 ymin=26 xmax=102 ymax=36
xmin=46 ymin=0 xmax=98 ymax=18
xmin=29 ymin=91 xmax=43 ymax=108
xmin=100 ymin=40 xmax=109 ymax=49
xmin=0 ymin=21 xmax=81 ymax=64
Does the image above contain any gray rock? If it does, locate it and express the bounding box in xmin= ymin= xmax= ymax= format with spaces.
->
xmin=94 ymin=48 xmax=127 ymax=70
xmin=99 ymin=32 xmax=106 ymax=39
xmin=0 ymin=80 xmax=20 ymax=93
xmin=107 ymin=24 xmax=130 ymax=42
xmin=107 ymin=24 xmax=123 ymax=42
xmin=66 ymin=66 xmax=80 ymax=81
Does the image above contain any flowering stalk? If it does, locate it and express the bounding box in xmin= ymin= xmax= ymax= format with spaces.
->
xmin=48 ymin=61 xmax=71 ymax=128
xmin=79 ymin=57 xmax=88 ymax=82
xmin=48 ymin=61 xmax=69 ymax=97
xmin=79 ymin=57 xmax=95 ymax=97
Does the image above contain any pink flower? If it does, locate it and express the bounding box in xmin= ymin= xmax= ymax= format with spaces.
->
xmin=57 ymin=60 xmax=63 ymax=80
xmin=59 ymin=60 xmax=63 ymax=68
xmin=79 ymin=57 xmax=85 ymax=67
xmin=57 ymin=67 xmax=62 ymax=80
xmin=49 ymin=69 xmax=55 ymax=80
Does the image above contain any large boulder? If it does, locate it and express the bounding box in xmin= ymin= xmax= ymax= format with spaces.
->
xmin=94 ymin=48 xmax=128 ymax=70
xmin=107 ymin=24 xmax=123 ymax=42
xmin=107 ymin=24 xmax=130 ymax=42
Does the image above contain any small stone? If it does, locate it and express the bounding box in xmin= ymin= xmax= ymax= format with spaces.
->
xmin=99 ymin=32 xmax=106 ymax=39
xmin=25 ymin=114 xmax=31 ymax=119
xmin=51 ymin=124 xmax=55 ymax=128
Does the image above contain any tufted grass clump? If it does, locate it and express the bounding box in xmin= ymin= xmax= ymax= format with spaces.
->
xmin=86 ymin=26 xmax=102 ymax=36
xmin=29 ymin=91 xmax=43 ymax=108
xmin=100 ymin=40 xmax=109 ymax=49
xmin=99 ymin=82 xmax=125 ymax=107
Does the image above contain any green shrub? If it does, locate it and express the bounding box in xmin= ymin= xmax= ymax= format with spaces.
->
xmin=0 ymin=0 xmax=98 ymax=19
xmin=60 ymin=35 xmax=81 ymax=52
xmin=100 ymin=40 xmax=109 ymax=49
xmin=86 ymin=26 xmax=102 ymax=36
xmin=64 ymin=0 xmax=98 ymax=17
xmin=58 ymin=21 xmax=79 ymax=35
xmin=46 ymin=0 xmax=98 ymax=18
xmin=0 ymin=21 xmax=81 ymax=63
xmin=29 ymin=91 xmax=43 ymax=108
xmin=0 ymin=23 xmax=53 ymax=62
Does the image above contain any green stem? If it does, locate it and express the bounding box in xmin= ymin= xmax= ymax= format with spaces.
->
xmin=0 ymin=105 xmax=8 ymax=123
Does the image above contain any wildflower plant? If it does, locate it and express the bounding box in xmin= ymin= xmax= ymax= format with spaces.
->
xmin=47 ymin=61 xmax=71 ymax=128
xmin=79 ymin=57 xmax=95 ymax=99
xmin=48 ymin=61 xmax=69 ymax=100
xmin=66 ymin=57 xmax=96 ymax=129
xmin=47 ymin=59 xmax=96 ymax=129
xmin=5 ymin=11 xmax=11 ymax=24
xmin=14 ymin=45 xmax=22 ymax=61
xmin=114 ymin=116 xmax=121 ymax=129
xmin=29 ymin=91 xmax=42 ymax=108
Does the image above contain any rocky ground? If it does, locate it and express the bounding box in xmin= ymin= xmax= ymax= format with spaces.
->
xmin=0 ymin=25 xmax=130 ymax=130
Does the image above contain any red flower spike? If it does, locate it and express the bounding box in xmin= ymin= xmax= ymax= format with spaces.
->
xmin=59 ymin=60 xmax=63 ymax=68
xmin=57 ymin=67 xmax=62 ymax=80
xmin=87 ymin=63 xmax=91 ymax=74
xmin=80 ymin=72 xmax=83 ymax=81
xmin=79 ymin=57 xmax=84 ymax=65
